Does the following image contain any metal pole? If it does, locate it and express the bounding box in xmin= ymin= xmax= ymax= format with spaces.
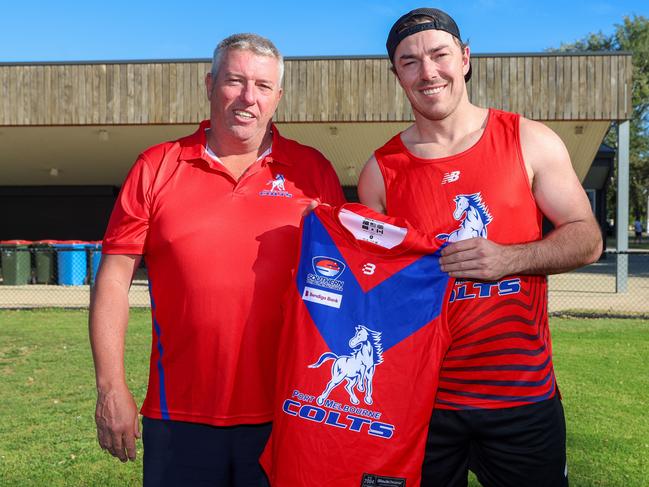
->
xmin=646 ymin=193 xmax=648 ymax=238
xmin=616 ymin=120 xmax=630 ymax=293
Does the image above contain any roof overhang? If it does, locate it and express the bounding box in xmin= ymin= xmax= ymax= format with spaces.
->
xmin=0 ymin=53 xmax=632 ymax=187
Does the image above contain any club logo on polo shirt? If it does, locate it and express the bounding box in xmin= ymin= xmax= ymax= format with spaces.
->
xmin=436 ymin=192 xmax=493 ymax=243
xmin=259 ymin=174 xmax=293 ymax=198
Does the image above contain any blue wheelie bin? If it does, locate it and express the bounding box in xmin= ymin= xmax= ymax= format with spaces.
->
xmin=54 ymin=241 xmax=87 ymax=286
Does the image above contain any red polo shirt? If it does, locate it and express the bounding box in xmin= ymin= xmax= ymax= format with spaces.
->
xmin=103 ymin=120 xmax=345 ymax=426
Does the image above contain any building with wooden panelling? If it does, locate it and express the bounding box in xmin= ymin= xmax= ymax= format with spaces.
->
xmin=0 ymin=53 xmax=632 ymax=249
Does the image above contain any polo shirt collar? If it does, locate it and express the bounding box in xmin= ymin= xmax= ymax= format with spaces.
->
xmin=267 ymin=124 xmax=292 ymax=166
xmin=179 ymin=120 xmax=292 ymax=168
xmin=178 ymin=119 xmax=210 ymax=163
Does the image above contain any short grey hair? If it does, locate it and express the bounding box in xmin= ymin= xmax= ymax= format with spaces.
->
xmin=211 ymin=33 xmax=284 ymax=85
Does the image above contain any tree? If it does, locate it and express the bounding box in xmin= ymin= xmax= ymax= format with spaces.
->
xmin=552 ymin=16 xmax=649 ymax=225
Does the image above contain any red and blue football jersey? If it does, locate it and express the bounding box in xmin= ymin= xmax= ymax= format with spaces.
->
xmin=261 ymin=203 xmax=453 ymax=487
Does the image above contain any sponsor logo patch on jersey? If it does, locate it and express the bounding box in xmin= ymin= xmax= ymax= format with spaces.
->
xmin=306 ymin=256 xmax=346 ymax=292
xmin=259 ymin=174 xmax=293 ymax=198
xmin=313 ymin=257 xmax=345 ymax=279
xmin=441 ymin=170 xmax=461 ymax=184
xmin=302 ymin=286 xmax=343 ymax=308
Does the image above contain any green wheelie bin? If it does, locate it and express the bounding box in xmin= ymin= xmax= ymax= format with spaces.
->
xmin=32 ymin=240 xmax=57 ymax=284
xmin=0 ymin=240 xmax=32 ymax=285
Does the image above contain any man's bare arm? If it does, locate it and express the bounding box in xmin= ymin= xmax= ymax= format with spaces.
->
xmin=89 ymin=254 xmax=142 ymax=462
xmin=358 ymin=155 xmax=387 ymax=214
xmin=440 ymin=118 xmax=602 ymax=280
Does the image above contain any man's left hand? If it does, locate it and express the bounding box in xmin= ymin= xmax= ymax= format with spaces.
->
xmin=302 ymin=199 xmax=320 ymax=216
xmin=440 ymin=238 xmax=513 ymax=281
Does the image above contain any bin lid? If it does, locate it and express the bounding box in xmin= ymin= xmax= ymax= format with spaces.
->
xmin=0 ymin=240 xmax=32 ymax=246
xmin=32 ymin=239 xmax=59 ymax=246
xmin=53 ymin=240 xmax=87 ymax=248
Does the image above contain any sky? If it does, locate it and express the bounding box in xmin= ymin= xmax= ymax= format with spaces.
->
xmin=0 ymin=0 xmax=647 ymax=62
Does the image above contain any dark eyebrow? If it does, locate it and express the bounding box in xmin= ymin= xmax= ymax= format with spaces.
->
xmin=398 ymin=44 xmax=452 ymax=62
xmin=398 ymin=53 xmax=418 ymax=61
xmin=431 ymin=44 xmax=452 ymax=52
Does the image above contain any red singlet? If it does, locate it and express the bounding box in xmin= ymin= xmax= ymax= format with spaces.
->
xmin=375 ymin=109 xmax=556 ymax=410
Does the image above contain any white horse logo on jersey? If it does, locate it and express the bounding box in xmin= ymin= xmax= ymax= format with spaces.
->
xmin=437 ymin=192 xmax=493 ymax=242
xmin=267 ymin=174 xmax=286 ymax=192
xmin=309 ymin=325 xmax=384 ymax=406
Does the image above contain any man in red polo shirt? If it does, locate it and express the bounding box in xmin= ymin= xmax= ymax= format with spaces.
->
xmin=89 ymin=33 xmax=344 ymax=487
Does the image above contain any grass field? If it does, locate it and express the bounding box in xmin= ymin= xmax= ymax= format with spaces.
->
xmin=0 ymin=309 xmax=648 ymax=486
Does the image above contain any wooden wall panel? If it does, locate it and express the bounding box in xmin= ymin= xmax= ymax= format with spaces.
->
xmin=0 ymin=54 xmax=632 ymax=126
xmin=623 ymin=55 xmax=632 ymax=116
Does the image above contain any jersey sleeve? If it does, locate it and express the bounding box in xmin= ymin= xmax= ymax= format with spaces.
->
xmin=102 ymin=153 xmax=155 ymax=255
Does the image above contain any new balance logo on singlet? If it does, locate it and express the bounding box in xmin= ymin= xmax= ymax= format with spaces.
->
xmin=441 ymin=171 xmax=461 ymax=184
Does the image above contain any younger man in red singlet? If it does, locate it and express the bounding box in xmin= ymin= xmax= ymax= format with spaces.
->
xmin=358 ymin=8 xmax=602 ymax=487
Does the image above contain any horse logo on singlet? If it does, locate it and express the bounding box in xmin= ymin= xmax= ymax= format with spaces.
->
xmin=309 ymin=325 xmax=384 ymax=406
xmin=436 ymin=192 xmax=493 ymax=242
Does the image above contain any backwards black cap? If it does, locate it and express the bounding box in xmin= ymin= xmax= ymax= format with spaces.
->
xmin=386 ymin=7 xmax=472 ymax=82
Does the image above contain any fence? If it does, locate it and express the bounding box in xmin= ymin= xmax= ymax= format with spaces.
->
xmin=548 ymin=250 xmax=649 ymax=316
xmin=0 ymin=246 xmax=648 ymax=315
xmin=0 ymin=243 xmax=149 ymax=308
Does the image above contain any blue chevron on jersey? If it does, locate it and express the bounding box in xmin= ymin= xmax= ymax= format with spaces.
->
xmin=296 ymin=212 xmax=449 ymax=355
